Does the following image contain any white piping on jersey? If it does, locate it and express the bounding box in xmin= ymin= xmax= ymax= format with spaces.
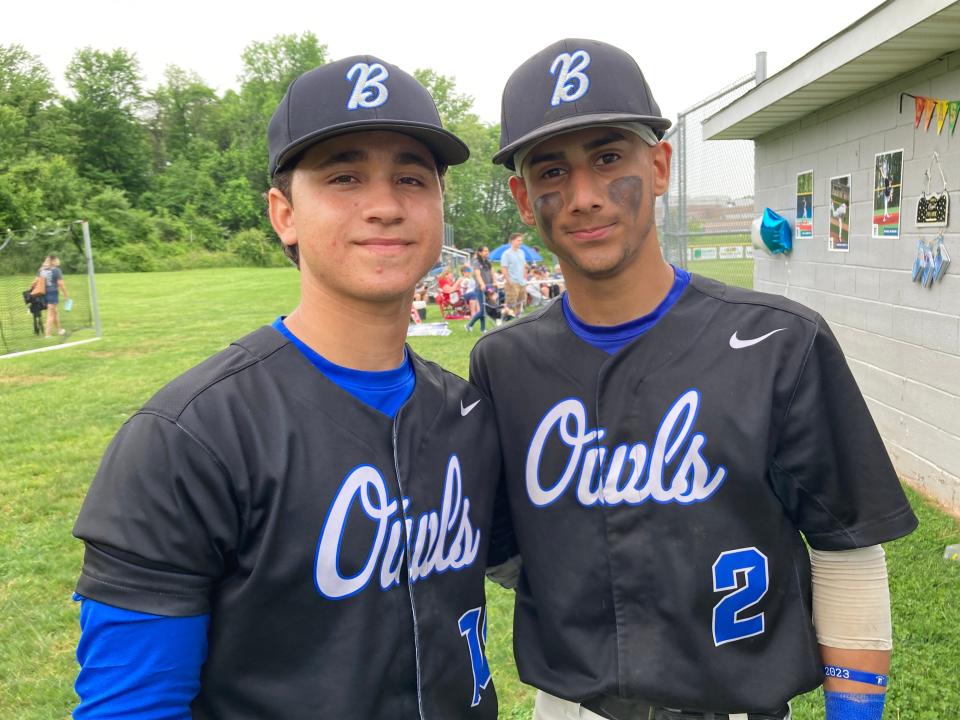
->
xmin=525 ymin=390 xmax=727 ymax=508
xmin=393 ymin=411 xmax=427 ymax=720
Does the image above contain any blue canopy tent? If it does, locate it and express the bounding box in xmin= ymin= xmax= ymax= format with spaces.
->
xmin=489 ymin=243 xmax=543 ymax=263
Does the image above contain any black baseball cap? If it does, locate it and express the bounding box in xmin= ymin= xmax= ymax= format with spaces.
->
xmin=268 ymin=55 xmax=470 ymax=176
xmin=494 ymin=39 xmax=671 ymax=170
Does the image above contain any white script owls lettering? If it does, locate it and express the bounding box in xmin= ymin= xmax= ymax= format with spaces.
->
xmin=525 ymin=390 xmax=727 ymax=508
xmin=315 ymin=455 xmax=479 ymax=599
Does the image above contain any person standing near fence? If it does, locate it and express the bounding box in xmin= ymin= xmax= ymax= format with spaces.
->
xmin=500 ymin=232 xmax=528 ymax=318
xmin=39 ymin=254 xmax=69 ymax=338
xmin=72 ymin=56 xmax=500 ymax=720
xmin=473 ymin=37 xmax=917 ymax=720
xmin=466 ymin=247 xmax=493 ymax=333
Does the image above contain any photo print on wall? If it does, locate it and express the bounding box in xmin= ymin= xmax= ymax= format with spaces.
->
xmin=796 ymin=171 xmax=814 ymax=239
xmin=873 ymin=149 xmax=903 ymax=239
xmin=829 ymin=174 xmax=851 ymax=252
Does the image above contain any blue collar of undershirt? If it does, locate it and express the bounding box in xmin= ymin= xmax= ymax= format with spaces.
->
xmin=561 ymin=265 xmax=691 ymax=355
xmin=271 ymin=317 xmax=415 ymax=418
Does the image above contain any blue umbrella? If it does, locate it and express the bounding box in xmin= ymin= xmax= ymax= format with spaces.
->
xmin=489 ymin=243 xmax=542 ymax=263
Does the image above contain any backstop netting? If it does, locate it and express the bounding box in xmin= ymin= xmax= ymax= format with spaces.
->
xmin=0 ymin=222 xmax=97 ymax=356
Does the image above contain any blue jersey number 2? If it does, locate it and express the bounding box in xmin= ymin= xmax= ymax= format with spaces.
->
xmin=458 ymin=606 xmax=492 ymax=707
xmin=712 ymin=547 xmax=769 ymax=646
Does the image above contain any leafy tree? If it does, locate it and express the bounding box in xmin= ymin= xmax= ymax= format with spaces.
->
xmin=0 ymin=45 xmax=55 ymax=118
xmin=239 ymin=32 xmax=328 ymax=113
xmin=0 ymin=154 xmax=85 ymax=230
xmin=0 ymin=104 xmax=27 ymax=162
xmin=86 ymin=186 xmax=159 ymax=250
xmin=0 ymin=45 xmax=62 ymax=161
xmin=413 ymin=69 xmax=474 ymax=127
xmin=147 ymin=66 xmax=218 ymax=166
xmin=64 ymin=47 xmax=152 ymax=199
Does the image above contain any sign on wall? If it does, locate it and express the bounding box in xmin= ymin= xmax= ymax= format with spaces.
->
xmin=873 ymin=149 xmax=903 ymax=239
xmin=718 ymin=246 xmax=745 ymax=259
xmin=828 ymin=174 xmax=851 ymax=252
xmin=796 ymin=170 xmax=813 ymax=239
xmin=917 ymin=151 xmax=950 ymax=228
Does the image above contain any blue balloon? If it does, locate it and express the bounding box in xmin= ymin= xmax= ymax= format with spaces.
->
xmin=758 ymin=208 xmax=793 ymax=255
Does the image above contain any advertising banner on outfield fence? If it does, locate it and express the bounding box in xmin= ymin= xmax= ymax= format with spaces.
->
xmin=719 ymin=246 xmax=745 ymax=259
xmin=690 ymin=247 xmax=718 ymax=261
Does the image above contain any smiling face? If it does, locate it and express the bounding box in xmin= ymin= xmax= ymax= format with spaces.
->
xmin=268 ymin=130 xmax=444 ymax=306
xmin=508 ymin=126 xmax=671 ymax=283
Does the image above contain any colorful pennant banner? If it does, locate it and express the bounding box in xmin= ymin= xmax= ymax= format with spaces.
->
xmin=901 ymin=93 xmax=960 ymax=135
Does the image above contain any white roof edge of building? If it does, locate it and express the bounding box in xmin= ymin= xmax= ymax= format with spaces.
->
xmin=703 ymin=0 xmax=959 ymax=140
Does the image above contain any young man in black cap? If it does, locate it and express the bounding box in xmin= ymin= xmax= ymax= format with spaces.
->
xmin=472 ymin=39 xmax=916 ymax=720
xmin=73 ymin=56 xmax=499 ymax=719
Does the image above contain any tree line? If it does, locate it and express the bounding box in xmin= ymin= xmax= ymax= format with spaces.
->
xmin=0 ymin=33 xmax=524 ymax=272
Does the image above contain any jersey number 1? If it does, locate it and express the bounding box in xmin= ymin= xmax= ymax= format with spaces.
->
xmin=458 ymin=606 xmax=492 ymax=706
xmin=712 ymin=547 xmax=769 ymax=646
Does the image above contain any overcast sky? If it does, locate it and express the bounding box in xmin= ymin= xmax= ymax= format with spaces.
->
xmin=5 ymin=0 xmax=884 ymax=125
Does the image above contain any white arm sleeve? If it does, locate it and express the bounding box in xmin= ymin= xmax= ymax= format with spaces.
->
xmin=809 ymin=544 xmax=892 ymax=650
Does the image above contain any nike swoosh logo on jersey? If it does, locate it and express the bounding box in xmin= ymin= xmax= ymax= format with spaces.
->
xmin=729 ymin=328 xmax=787 ymax=349
xmin=460 ymin=399 xmax=481 ymax=416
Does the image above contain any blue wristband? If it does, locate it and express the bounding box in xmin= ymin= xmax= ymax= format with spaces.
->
xmin=823 ymin=665 xmax=887 ymax=687
xmin=824 ymin=691 xmax=886 ymax=720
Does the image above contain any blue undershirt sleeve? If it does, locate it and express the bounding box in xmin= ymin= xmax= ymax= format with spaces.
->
xmin=74 ymin=596 xmax=209 ymax=719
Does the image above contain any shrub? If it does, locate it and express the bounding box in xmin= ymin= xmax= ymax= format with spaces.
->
xmin=230 ymin=228 xmax=285 ymax=267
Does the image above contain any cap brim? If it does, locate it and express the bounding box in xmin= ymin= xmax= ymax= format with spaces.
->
xmin=272 ymin=119 xmax=470 ymax=175
xmin=493 ymin=112 xmax=672 ymax=170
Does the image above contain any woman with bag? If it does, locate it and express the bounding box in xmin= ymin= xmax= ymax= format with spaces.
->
xmin=38 ymin=254 xmax=69 ymax=338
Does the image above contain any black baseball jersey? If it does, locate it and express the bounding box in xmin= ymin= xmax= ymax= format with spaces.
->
xmin=74 ymin=326 xmax=499 ymax=720
xmin=470 ymin=274 xmax=917 ymax=714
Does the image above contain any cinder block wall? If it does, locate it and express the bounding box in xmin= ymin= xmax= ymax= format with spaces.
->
xmin=753 ymin=50 xmax=960 ymax=511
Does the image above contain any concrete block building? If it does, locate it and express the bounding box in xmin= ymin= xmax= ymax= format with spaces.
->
xmin=704 ymin=0 xmax=960 ymax=511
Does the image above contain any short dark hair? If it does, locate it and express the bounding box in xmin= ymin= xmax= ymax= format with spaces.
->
xmin=509 ymin=232 xmax=524 ymax=242
xmin=268 ymin=150 xmax=448 ymax=270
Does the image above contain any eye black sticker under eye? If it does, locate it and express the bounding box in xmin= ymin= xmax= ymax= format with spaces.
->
xmin=607 ymin=176 xmax=643 ymax=213
xmin=533 ymin=192 xmax=563 ymax=233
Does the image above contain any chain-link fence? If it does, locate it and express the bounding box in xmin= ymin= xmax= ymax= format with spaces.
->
xmin=0 ymin=221 xmax=101 ymax=357
xmin=658 ymin=70 xmax=759 ymax=289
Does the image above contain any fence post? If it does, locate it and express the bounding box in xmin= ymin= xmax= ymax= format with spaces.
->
xmin=80 ymin=220 xmax=102 ymax=338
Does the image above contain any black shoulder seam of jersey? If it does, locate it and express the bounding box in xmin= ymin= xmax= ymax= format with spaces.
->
xmin=160 ymin=339 xmax=290 ymax=422
xmin=769 ymin=456 xmax=858 ymax=546
xmin=471 ymin=298 xmax=558 ymax=351
xmin=688 ymin=275 xmax=820 ymax=327
xmin=133 ymin=410 xmax=232 ymax=481
xmin=778 ymin=314 xmax=821 ymax=432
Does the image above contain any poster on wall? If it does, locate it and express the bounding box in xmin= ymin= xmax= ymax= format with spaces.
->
xmin=796 ymin=170 xmax=814 ymax=239
xmin=829 ymin=174 xmax=851 ymax=252
xmin=872 ymin=149 xmax=903 ymax=239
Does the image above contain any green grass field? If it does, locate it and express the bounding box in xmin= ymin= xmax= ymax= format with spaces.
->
xmin=1 ymin=268 xmax=957 ymax=719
